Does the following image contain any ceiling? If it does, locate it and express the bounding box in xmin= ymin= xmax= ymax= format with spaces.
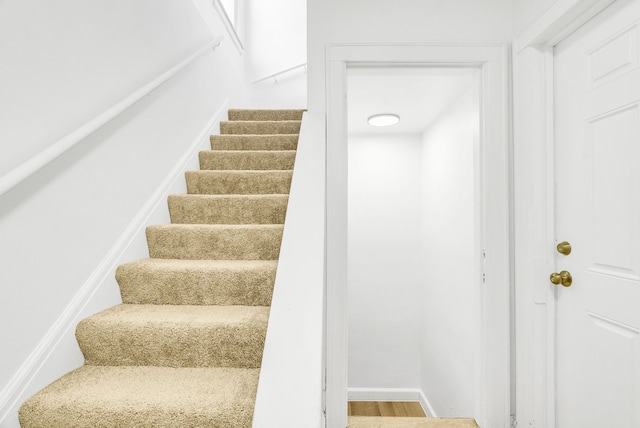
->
xmin=347 ymin=67 xmax=476 ymax=136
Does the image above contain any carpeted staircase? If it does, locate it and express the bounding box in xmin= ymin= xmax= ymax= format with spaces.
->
xmin=19 ymin=109 xmax=304 ymax=427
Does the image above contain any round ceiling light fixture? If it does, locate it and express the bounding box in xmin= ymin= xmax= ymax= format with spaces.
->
xmin=367 ymin=113 xmax=400 ymax=127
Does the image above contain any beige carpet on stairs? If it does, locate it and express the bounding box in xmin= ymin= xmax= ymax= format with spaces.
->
xmin=18 ymin=109 xmax=304 ymax=428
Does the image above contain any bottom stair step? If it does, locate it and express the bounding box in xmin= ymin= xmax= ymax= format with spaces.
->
xmin=19 ymin=365 xmax=259 ymax=428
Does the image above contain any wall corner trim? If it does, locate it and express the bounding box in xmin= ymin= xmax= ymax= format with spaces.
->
xmin=0 ymin=101 xmax=228 ymax=425
xmin=513 ymin=0 xmax=616 ymax=52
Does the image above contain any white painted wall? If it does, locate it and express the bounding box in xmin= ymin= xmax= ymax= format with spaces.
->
xmin=245 ymin=0 xmax=306 ymax=80
xmin=512 ymin=0 xmax=557 ymax=35
xmin=419 ymin=89 xmax=479 ymax=417
xmin=245 ymin=0 xmax=307 ymax=108
xmin=307 ymin=0 xmax=512 ymax=113
xmin=253 ymin=112 xmax=325 ymax=427
xmin=0 ymin=2 xmax=249 ymax=426
xmin=250 ymin=71 xmax=307 ymax=109
xmin=348 ymin=134 xmax=423 ymax=390
xmin=0 ymin=0 xmax=216 ymax=176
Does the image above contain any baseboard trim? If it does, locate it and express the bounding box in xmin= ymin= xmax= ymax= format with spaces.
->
xmin=347 ymin=387 xmax=437 ymax=417
xmin=419 ymin=390 xmax=438 ymax=418
xmin=0 ymin=100 xmax=228 ymax=426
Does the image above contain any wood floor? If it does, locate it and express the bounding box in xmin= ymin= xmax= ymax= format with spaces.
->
xmin=348 ymin=401 xmax=426 ymax=417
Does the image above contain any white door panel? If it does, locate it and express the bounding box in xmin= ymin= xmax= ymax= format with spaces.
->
xmin=554 ymin=0 xmax=640 ymax=426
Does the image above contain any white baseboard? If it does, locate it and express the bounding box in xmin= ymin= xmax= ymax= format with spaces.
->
xmin=347 ymin=387 xmax=437 ymax=417
xmin=418 ymin=390 xmax=437 ymax=418
xmin=0 ymin=101 xmax=228 ymax=427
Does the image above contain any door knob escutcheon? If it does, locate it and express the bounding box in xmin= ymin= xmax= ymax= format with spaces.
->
xmin=550 ymin=270 xmax=572 ymax=287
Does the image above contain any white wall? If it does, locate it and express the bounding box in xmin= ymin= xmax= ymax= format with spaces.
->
xmin=348 ymin=134 xmax=423 ymax=390
xmin=252 ymin=112 xmax=325 ymax=428
xmin=512 ymin=0 xmax=557 ymax=35
xmin=245 ymin=0 xmax=307 ymax=108
xmin=245 ymin=0 xmax=306 ymax=80
xmin=419 ymin=89 xmax=478 ymax=417
xmin=307 ymin=0 xmax=512 ymax=113
xmin=250 ymin=71 xmax=307 ymax=109
xmin=0 ymin=1 xmax=249 ymax=426
xmin=0 ymin=0 xmax=218 ymax=176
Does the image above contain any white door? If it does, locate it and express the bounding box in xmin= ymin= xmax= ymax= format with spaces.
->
xmin=554 ymin=0 xmax=640 ymax=426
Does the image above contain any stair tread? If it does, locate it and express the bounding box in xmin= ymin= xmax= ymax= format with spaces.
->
xmin=224 ymin=119 xmax=302 ymax=122
xmin=76 ymin=304 xmax=269 ymax=367
xmin=148 ymin=223 xmax=284 ymax=231
xmin=187 ymin=169 xmax=293 ymax=173
xmin=200 ymin=149 xmax=296 ymax=156
xmin=168 ymin=193 xmax=290 ymax=200
xmin=228 ymin=109 xmax=305 ymax=121
xmin=116 ymin=258 xmax=280 ymax=274
xmin=210 ymin=134 xmax=299 ymax=151
xmin=199 ymin=150 xmax=296 ymax=170
xmin=222 ymin=120 xmax=301 ymax=125
xmin=185 ymin=170 xmax=292 ymax=195
xmin=116 ymin=258 xmax=278 ymax=280
xmin=146 ymin=224 xmax=284 ymax=260
xmin=229 ymin=108 xmax=305 ymax=112
xmin=211 ymin=134 xmax=299 ymax=138
xmin=211 ymin=133 xmax=299 ymax=137
xmin=19 ymin=365 xmax=259 ymax=428
xmin=168 ymin=194 xmax=288 ymax=225
xmin=220 ymin=121 xmax=301 ymax=135
xmin=80 ymin=303 xmax=270 ymax=327
xmin=117 ymin=258 xmax=277 ymax=306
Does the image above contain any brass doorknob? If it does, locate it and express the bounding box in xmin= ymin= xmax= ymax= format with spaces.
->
xmin=550 ymin=271 xmax=572 ymax=287
xmin=557 ymin=241 xmax=572 ymax=255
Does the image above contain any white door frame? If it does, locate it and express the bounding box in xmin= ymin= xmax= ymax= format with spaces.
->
xmin=512 ymin=0 xmax=618 ymax=426
xmin=325 ymin=43 xmax=510 ymax=428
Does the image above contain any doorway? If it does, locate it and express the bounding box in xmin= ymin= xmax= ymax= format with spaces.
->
xmin=513 ymin=0 xmax=639 ymax=425
xmin=346 ymin=66 xmax=480 ymax=418
xmin=325 ymin=44 xmax=511 ymax=428
xmin=553 ymin=0 xmax=640 ymax=425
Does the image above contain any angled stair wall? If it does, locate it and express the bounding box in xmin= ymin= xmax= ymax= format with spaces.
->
xmin=18 ymin=109 xmax=304 ymax=427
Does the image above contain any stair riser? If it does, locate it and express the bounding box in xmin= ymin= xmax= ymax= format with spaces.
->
xmin=228 ymin=109 xmax=304 ymax=121
xmin=146 ymin=226 xmax=283 ymax=260
xmin=186 ymin=171 xmax=292 ymax=195
xmin=116 ymin=263 xmax=276 ymax=306
xmin=220 ymin=121 xmax=301 ymax=135
xmin=168 ymin=195 xmax=288 ymax=224
xmin=199 ymin=151 xmax=296 ymax=170
xmin=210 ymin=135 xmax=298 ymax=151
xmin=76 ymin=320 xmax=266 ymax=368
